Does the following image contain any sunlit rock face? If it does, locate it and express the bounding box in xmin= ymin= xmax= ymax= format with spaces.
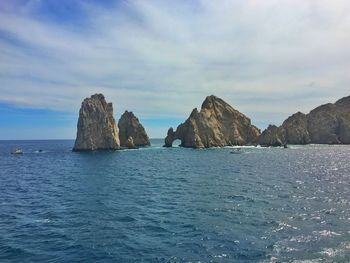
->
xmin=73 ymin=94 xmax=120 ymax=151
xmin=258 ymin=95 xmax=350 ymax=146
xmin=164 ymin=95 xmax=260 ymax=148
xmin=118 ymin=111 xmax=150 ymax=148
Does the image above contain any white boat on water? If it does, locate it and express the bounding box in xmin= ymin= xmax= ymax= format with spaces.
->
xmin=11 ymin=149 xmax=23 ymax=155
xmin=230 ymin=148 xmax=243 ymax=154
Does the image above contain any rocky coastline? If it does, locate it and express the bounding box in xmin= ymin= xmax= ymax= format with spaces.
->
xmin=259 ymin=95 xmax=350 ymax=146
xmin=73 ymin=93 xmax=350 ymax=151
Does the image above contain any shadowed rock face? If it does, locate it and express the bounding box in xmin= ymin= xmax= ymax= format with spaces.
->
xmin=118 ymin=111 xmax=150 ymax=148
xmin=258 ymin=125 xmax=286 ymax=147
xmin=282 ymin=112 xmax=310 ymax=144
xmin=164 ymin=95 xmax=260 ymax=148
xmin=259 ymin=95 xmax=350 ymax=146
xmin=259 ymin=112 xmax=310 ymax=146
xmin=73 ymin=94 xmax=120 ymax=151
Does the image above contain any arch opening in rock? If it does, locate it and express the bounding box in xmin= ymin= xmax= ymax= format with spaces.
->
xmin=172 ymin=139 xmax=181 ymax=147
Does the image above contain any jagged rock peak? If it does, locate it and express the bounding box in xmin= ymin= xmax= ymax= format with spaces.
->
xmin=201 ymin=95 xmax=231 ymax=109
xmin=118 ymin=110 xmax=150 ymax=148
xmin=258 ymin=94 xmax=350 ymax=146
xmin=73 ymin=93 xmax=120 ymax=151
xmin=164 ymin=95 xmax=260 ymax=148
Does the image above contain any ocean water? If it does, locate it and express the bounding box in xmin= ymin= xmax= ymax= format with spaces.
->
xmin=0 ymin=139 xmax=350 ymax=262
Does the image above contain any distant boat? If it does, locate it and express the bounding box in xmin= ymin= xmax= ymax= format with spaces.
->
xmin=230 ymin=148 xmax=242 ymax=154
xmin=11 ymin=149 xmax=23 ymax=155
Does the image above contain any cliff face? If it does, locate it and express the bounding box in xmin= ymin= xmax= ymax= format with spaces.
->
xmin=308 ymin=96 xmax=350 ymax=144
xmin=282 ymin=112 xmax=310 ymax=144
xmin=73 ymin=94 xmax=120 ymax=151
xmin=259 ymin=95 xmax=350 ymax=146
xmin=118 ymin=111 xmax=150 ymax=148
xmin=164 ymin=95 xmax=260 ymax=148
xmin=258 ymin=125 xmax=286 ymax=147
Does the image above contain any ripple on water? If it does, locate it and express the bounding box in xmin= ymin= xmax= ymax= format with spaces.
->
xmin=0 ymin=141 xmax=350 ymax=262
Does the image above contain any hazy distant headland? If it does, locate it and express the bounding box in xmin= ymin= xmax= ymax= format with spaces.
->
xmin=72 ymin=93 xmax=350 ymax=151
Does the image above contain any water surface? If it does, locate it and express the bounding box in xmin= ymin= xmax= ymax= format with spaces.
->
xmin=0 ymin=140 xmax=350 ymax=262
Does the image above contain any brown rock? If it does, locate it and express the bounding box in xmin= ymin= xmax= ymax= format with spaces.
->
xmin=338 ymin=118 xmax=350 ymax=144
xmin=258 ymin=125 xmax=286 ymax=147
xmin=164 ymin=128 xmax=175 ymax=147
xmin=259 ymin=95 xmax=350 ymax=146
xmin=124 ymin=136 xmax=137 ymax=149
xmin=118 ymin=111 xmax=150 ymax=148
xmin=73 ymin=94 xmax=120 ymax=151
xmin=282 ymin=112 xmax=310 ymax=144
xmin=307 ymin=103 xmax=340 ymax=144
xmin=164 ymin=95 xmax=260 ymax=148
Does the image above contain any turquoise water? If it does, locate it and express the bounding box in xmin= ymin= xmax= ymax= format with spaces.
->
xmin=0 ymin=139 xmax=350 ymax=262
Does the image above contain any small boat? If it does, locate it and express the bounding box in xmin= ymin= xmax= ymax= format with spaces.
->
xmin=11 ymin=149 xmax=23 ymax=155
xmin=230 ymin=148 xmax=242 ymax=154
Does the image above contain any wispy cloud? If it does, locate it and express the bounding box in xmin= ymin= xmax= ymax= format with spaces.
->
xmin=1 ymin=0 xmax=350 ymax=133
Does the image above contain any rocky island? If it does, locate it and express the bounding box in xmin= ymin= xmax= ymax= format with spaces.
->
xmin=118 ymin=111 xmax=150 ymax=148
xmin=259 ymin=95 xmax=350 ymax=146
xmin=73 ymin=93 xmax=350 ymax=150
xmin=73 ymin=94 xmax=120 ymax=151
xmin=73 ymin=94 xmax=150 ymax=151
xmin=164 ymin=95 xmax=260 ymax=148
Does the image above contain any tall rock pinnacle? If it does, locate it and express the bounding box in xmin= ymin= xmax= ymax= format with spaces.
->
xmin=118 ymin=111 xmax=150 ymax=148
xmin=73 ymin=94 xmax=120 ymax=151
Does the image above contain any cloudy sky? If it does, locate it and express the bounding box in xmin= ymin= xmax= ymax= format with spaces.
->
xmin=0 ymin=0 xmax=349 ymax=139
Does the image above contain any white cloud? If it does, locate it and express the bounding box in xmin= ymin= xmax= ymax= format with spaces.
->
xmin=1 ymin=0 xmax=350 ymax=133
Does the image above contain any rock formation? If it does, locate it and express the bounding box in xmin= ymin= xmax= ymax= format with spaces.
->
xmin=164 ymin=95 xmax=260 ymax=148
xmin=73 ymin=94 xmax=120 ymax=151
xmin=281 ymin=112 xmax=310 ymax=144
xmin=258 ymin=125 xmax=286 ymax=147
xmin=124 ymin=136 xmax=137 ymax=149
xmin=259 ymin=112 xmax=310 ymax=146
xmin=118 ymin=111 xmax=150 ymax=148
xmin=258 ymin=95 xmax=350 ymax=146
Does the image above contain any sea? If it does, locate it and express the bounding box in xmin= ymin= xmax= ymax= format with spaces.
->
xmin=0 ymin=139 xmax=349 ymax=262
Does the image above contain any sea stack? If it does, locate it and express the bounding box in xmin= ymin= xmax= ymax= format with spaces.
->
xmin=164 ymin=95 xmax=260 ymax=148
xmin=118 ymin=111 xmax=150 ymax=148
xmin=73 ymin=94 xmax=120 ymax=151
xmin=258 ymin=95 xmax=350 ymax=146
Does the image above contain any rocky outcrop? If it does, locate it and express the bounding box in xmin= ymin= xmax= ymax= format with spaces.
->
xmin=258 ymin=125 xmax=286 ymax=147
xmin=259 ymin=112 xmax=310 ymax=146
xmin=73 ymin=94 xmax=120 ymax=151
xmin=164 ymin=95 xmax=260 ymax=148
xmin=282 ymin=112 xmax=310 ymax=144
xmin=124 ymin=136 xmax=137 ymax=149
xmin=118 ymin=111 xmax=150 ymax=148
xmin=258 ymin=95 xmax=350 ymax=146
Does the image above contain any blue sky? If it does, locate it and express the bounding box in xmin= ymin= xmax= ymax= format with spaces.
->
xmin=1 ymin=0 xmax=350 ymax=139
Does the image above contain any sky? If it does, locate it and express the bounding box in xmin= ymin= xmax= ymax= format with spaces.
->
xmin=0 ymin=0 xmax=350 ymax=139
